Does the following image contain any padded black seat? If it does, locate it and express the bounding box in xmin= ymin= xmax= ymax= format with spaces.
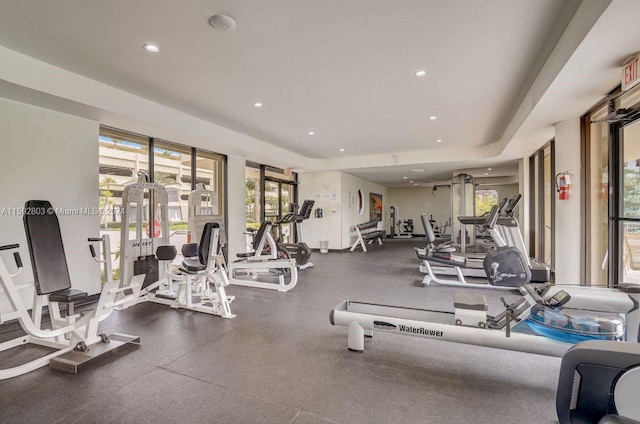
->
xmin=48 ymin=289 xmax=87 ymax=304
xmin=181 ymin=258 xmax=207 ymax=273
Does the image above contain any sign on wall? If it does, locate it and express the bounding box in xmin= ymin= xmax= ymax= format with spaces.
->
xmin=622 ymin=53 xmax=640 ymax=91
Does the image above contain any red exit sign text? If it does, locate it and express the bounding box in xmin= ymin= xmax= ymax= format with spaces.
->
xmin=622 ymin=54 xmax=640 ymax=91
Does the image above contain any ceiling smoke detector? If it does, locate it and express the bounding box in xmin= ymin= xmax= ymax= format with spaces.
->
xmin=209 ymin=14 xmax=237 ymax=31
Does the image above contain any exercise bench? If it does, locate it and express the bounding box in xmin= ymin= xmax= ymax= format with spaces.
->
xmin=350 ymin=221 xmax=383 ymax=252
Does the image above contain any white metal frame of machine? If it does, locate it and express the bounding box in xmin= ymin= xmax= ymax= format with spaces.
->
xmin=188 ymin=183 xmax=223 ymax=244
xmin=0 ymin=209 xmax=143 ymax=380
xmin=119 ymin=171 xmax=171 ymax=294
xmin=120 ymin=177 xmax=235 ymax=317
xmin=331 ymin=281 xmax=640 ymax=353
xmin=227 ymin=221 xmax=298 ymax=292
xmin=160 ymin=223 xmax=235 ymax=318
xmin=330 ymin=287 xmax=573 ymax=357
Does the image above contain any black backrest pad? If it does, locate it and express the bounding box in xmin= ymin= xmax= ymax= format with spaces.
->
xmin=199 ymin=222 xmax=219 ymax=265
xmin=252 ymin=222 xmax=269 ymax=251
xmin=420 ymin=214 xmax=436 ymax=243
xmin=23 ymin=200 xmax=72 ymax=295
xmin=298 ymin=200 xmax=315 ymax=220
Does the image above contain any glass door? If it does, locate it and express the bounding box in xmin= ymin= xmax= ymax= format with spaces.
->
xmin=586 ymin=105 xmax=610 ymax=285
xmin=529 ymin=141 xmax=555 ymax=271
xmin=263 ymin=178 xmax=295 ymax=244
xmin=618 ymin=119 xmax=640 ymax=284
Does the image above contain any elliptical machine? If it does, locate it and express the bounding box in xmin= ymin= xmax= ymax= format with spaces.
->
xmin=273 ymin=200 xmax=315 ymax=270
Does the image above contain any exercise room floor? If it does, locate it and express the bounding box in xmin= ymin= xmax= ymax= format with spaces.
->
xmin=0 ymin=240 xmax=561 ymax=424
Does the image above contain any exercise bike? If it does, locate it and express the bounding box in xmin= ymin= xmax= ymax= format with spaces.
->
xmin=272 ymin=200 xmax=315 ymax=270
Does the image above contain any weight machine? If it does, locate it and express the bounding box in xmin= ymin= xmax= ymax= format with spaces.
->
xmin=227 ymin=221 xmax=298 ymax=292
xmin=119 ymin=174 xmax=234 ymax=317
xmin=0 ymin=200 xmax=142 ymax=379
xmin=388 ymin=206 xmax=413 ymax=239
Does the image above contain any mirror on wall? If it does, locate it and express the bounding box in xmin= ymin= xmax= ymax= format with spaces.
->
xmin=357 ymin=189 xmax=364 ymax=215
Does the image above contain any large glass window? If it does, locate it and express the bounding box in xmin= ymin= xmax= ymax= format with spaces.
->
xmin=586 ymin=105 xmax=610 ymax=285
xmin=474 ymin=189 xmax=498 ymax=216
xmin=195 ymin=150 xmax=225 ymax=216
xmin=620 ymin=120 xmax=640 ymax=284
xmin=153 ymin=141 xmax=189 ymax=256
xmin=99 ymin=127 xmax=226 ymax=280
xmin=529 ymin=141 xmax=555 ymax=270
xmin=245 ymin=164 xmax=261 ymax=230
xmin=98 ymin=127 xmax=149 ymax=282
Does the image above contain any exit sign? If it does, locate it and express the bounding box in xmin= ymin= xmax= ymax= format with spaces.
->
xmin=622 ymin=53 xmax=640 ymax=91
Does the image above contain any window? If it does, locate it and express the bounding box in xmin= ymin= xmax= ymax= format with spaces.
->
xmin=245 ymin=164 xmax=261 ymax=230
xmin=98 ymin=127 xmax=149 ymax=282
xmin=474 ymin=189 xmax=498 ymax=216
xmin=99 ymin=126 xmax=227 ymax=279
xmin=195 ymin=149 xmax=225 ymax=215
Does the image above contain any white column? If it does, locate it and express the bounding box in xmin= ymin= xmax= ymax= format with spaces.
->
xmin=554 ymin=118 xmax=582 ymax=285
xmin=226 ymin=155 xmax=246 ymax=261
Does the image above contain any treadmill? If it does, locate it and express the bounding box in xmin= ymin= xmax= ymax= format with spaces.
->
xmin=425 ymin=195 xmax=551 ymax=283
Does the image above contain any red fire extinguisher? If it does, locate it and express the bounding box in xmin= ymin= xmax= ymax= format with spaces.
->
xmin=556 ymin=173 xmax=571 ymax=201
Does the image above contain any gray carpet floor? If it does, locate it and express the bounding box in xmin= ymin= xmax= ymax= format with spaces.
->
xmin=0 ymin=239 xmax=561 ymax=423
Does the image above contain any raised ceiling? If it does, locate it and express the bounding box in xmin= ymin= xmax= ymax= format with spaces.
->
xmin=0 ymin=0 xmax=638 ymax=186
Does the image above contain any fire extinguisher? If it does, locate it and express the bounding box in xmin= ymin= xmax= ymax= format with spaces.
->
xmin=556 ymin=172 xmax=571 ymax=200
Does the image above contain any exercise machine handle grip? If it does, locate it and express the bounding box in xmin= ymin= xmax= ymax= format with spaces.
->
xmin=87 ymin=237 xmax=103 ymax=242
xmin=13 ymin=252 xmax=23 ymax=269
xmin=0 ymin=243 xmax=19 ymax=251
xmin=89 ymin=244 xmax=97 ymax=258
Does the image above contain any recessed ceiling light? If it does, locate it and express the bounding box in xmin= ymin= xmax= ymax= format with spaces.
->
xmin=436 ymin=139 xmax=443 ymax=143
xmin=339 ymin=148 xmax=345 ymax=152
xmin=403 ymin=177 xmax=408 ymax=179
xmin=143 ymin=43 xmax=159 ymax=52
xmin=409 ymin=180 xmax=414 ymax=183
xmin=254 ymin=102 xmax=263 ymax=108
xmin=487 ymin=168 xmax=492 ymax=171
xmin=414 ymin=183 xmax=418 ymax=186
xmin=429 ymin=116 xmax=437 ymax=120
xmin=308 ymin=131 xmax=315 ymax=136
xmin=415 ymin=70 xmax=427 ymax=77
xmin=484 ymin=173 xmax=489 ymax=175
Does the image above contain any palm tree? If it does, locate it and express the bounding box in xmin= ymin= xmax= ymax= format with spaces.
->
xmin=99 ymin=176 xmax=117 ymax=229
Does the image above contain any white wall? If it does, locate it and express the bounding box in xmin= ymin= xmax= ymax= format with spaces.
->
xmin=299 ymin=172 xmax=342 ymax=250
xmin=554 ymin=118 xmax=582 ymax=284
xmin=0 ymin=98 xmax=100 ymax=313
xmin=387 ymin=187 xmax=451 ymax=235
xmin=299 ymin=172 xmax=387 ymax=250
